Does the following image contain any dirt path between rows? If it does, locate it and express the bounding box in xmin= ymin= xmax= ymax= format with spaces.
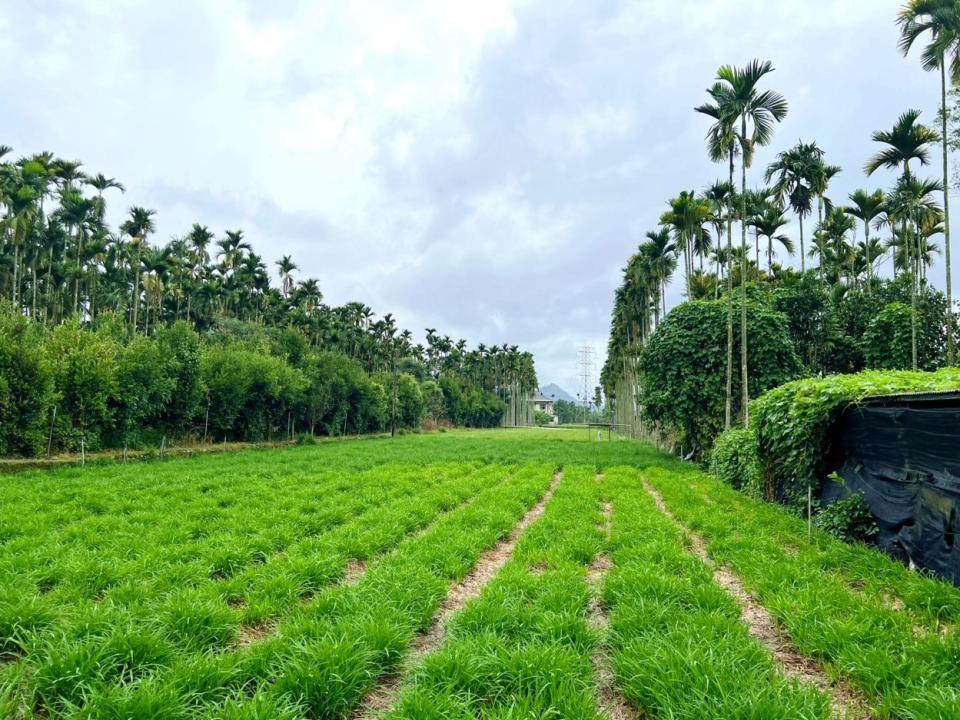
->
xmin=640 ymin=477 xmax=870 ymax=720
xmin=586 ymin=482 xmax=638 ymax=720
xmin=350 ymin=469 xmax=564 ymax=719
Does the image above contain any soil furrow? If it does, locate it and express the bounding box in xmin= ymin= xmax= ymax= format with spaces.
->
xmin=587 ymin=492 xmax=638 ymax=720
xmin=641 ymin=477 xmax=870 ymax=720
xmin=350 ymin=469 xmax=564 ymax=719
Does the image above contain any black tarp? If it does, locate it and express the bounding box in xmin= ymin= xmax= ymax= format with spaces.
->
xmin=822 ymin=393 xmax=960 ymax=586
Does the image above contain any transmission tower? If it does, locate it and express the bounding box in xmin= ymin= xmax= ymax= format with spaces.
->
xmin=576 ymin=346 xmax=596 ymax=423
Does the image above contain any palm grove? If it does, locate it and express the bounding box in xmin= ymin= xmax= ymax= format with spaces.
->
xmin=0 ymin=162 xmax=538 ymax=457
xmin=602 ymin=1 xmax=960 ymax=456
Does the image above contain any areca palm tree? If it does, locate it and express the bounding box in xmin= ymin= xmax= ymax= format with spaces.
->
xmin=701 ymin=59 xmax=788 ymax=426
xmin=119 ymin=206 xmax=156 ymax=332
xmin=659 ymin=191 xmax=711 ymax=299
xmin=844 ymin=189 xmax=886 ymax=292
xmin=898 ymin=0 xmax=960 ymax=363
xmin=276 ymin=254 xmax=298 ymax=298
xmin=643 ymin=229 xmax=677 ymax=318
xmin=765 ymin=142 xmax=817 ymax=272
xmin=866 ymin=109 xmax=939 ymax=179
xmin=752 ymin=204 xmax=793 ymax=272
xmin=886 ymin=175 xmax=944 ymax=369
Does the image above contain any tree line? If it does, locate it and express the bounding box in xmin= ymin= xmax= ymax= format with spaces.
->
xmin=0 ymin=151 xmax=538 ymax=456
xmin=602 ymin=2 xmax=960 ymax=449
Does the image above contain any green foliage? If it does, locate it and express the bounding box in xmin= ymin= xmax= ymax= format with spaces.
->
xmin=46 ymin=321 xmax=120 ymax=451
xmin=815 ymin=487 xmax=878 ymax=544
xmin=752 ymin=368 xmax=960 ymax=506
xmin=533 ymin=410 xmax=553 ymax=426
xmin=395 ymin=373 xmax=425 ymax=429
xmin=420 ymin=380 xmax=445 ymax=424
xmin=863 ymin=301 xmax=942 ymax=371
xmin=710 ymin=428 xmax=762 ymax=498
xmin=639 ymin=295 xmax=805 ymax=456
xmin=0 ymin=303 xmax=54 ymax=456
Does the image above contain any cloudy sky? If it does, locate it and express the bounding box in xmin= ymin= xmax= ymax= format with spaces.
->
xmin=2 ymin=0 xmax=952 ymax=393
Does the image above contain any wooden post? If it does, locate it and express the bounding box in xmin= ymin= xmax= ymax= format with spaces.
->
xmin=46 ymin=405 xmax=57 ymax=459
xmin=807 ymin=485 xmax=813 ymax=541
xmin=80 ymin=436 xmax=85 ymax=466
xmin=203 ymin=405 xmax=210 ymax=445
xmin=160 ymin=436 xmax=166 ymax=459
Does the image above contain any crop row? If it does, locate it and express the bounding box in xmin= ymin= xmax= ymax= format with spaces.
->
xmin=387 ymin=464 xmax=604 ymax=718
xmin=602 ymin=466 xmax=830 ymax=718
xmin=0 ymin=462 xmax=508 ymax=718
xmin=645 ymin=466 xmax=960 ymax=720
xmin=2 ymin=463 xmax=555 ymax=718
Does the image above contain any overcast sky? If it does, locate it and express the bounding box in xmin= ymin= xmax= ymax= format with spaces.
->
xmin=3 ymin=0 xmax=953 ymax=393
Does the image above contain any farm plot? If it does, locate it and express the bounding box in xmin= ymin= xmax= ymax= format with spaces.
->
xmin=645 ymin=466 xmax=960 ymax=720
xmin=1 ymin=429 xmax=959 ymax=720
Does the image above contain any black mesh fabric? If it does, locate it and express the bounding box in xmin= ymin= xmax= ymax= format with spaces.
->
xmin=822 ymin=398 xmax=960 ymax=586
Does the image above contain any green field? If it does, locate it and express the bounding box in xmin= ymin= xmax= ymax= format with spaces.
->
xmin=1 ymin=429 xmax=957 ymax=719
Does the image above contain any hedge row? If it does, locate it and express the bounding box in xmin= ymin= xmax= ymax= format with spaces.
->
xmin=0 ymin=306 xmax=507 ymax=457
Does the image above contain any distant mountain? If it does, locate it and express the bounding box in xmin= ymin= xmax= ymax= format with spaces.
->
xmin=539 ymin=383 xmax=578 ymax=404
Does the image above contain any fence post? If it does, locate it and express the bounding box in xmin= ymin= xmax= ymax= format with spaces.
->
xmin=80 ymin=436 xmax=85 ymax=466
xmin=807 ymin=485 xmax=813 ymax=541
xmin=160 ymin=436 xmax=166 ymax=460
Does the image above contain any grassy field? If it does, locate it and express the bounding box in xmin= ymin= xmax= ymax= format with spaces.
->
xmin=0 ymin=428 xmax=957 ymax=719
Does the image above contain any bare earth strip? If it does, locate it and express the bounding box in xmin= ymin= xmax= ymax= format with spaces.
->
xmin=586 ymin=483 xmax=638 ymax=720
xmin=351 ymin=469 xmax=564 ymax=719
xmin=640 ymin=477 xmax=870 ymax=720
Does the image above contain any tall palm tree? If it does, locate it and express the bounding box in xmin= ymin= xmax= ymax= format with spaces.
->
xmin=703 ymin=59 xmax=788 ymax=426
xmin=276 ymin=254 xmax=298 ymax=298
xmin=119 ymin=206 xmax=156 ymax=332
xmin=898 ymin=0 xmax=960 ymax=363
xmin=886 ymin=175 xmax=944 ymax=369
xmin=844 ymin=189 xmax=886 ymax=292
xmin=697 ymin=84 xmax=741 ymax=430
xmin=660 ymin=191 xmax=711 ymax=299
xmin=643 ymin=229 xmax=677 ymax=318
xmin=865 ymin=109 xmax=939 ymax=180
xmin=765 ymin=143 xmax=817 ymax=272
xmin=753 ymin=204 xmax=793 ymax=272
xmin=186 ymin=223 xmax=213 ymax=321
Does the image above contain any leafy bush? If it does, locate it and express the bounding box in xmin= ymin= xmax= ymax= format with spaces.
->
xmin=639 ymin=295 xmax=804 ymax=457
xmin=752 ymin=368 xmax=960 ymax=507
xmin=863 ymin=302 xmax=942 ymax=371
xmin=0 ymin=304 xmax=54 ymax=456
xmin=815 ymin=490 xmax=878 ymax=544
xmin=534 ymin=410 xmax=553 ymax=426
xmin=710 ymin=428 xmax=762 ymax=498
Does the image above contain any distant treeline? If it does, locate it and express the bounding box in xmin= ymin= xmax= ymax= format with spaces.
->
xmin=0 ymin=304 xmax=514 ymax=457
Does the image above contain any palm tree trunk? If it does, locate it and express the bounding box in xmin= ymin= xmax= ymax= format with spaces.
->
xmin=739 ymin=115 xmax=749 ymax=427
xmin=865 ymin=221 xmax=871 ymax=294
xmin=11 ymin=230 xmax=19 ymax=307
xmin=942 ymin=61 xmax=954 ymax=366
xmin=912 ymin=221 xmax=918 ymax=371
xmin=799 ymin=214 xmax=805 ymax=272
xmin=131 ymin=249 xmax=141 ymax=332
xmin=725 ymin=145 xmax=735 ymax=431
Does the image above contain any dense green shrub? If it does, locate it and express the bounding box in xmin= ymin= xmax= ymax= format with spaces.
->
xmin=815 ymin=490 xmax=879 ymax=544
xmin=534 ymin=410 xmax=553 ymax=426
xmin=396 ymin=373 xmax=425 ymax=428
xmin=46 ymin=322 xmax=120 ymax=451
xmin=752 ymin=368 xmax=960 ymax=507
xmin=863 ymin=302 xmax=941 ymax=371
xmin=639 ymin=295 xmax=805 ymax=457
xmin=710 ymin=428 xmax=762 ymax=498
xmin=0 ymin=306 xmax=54 ymax=456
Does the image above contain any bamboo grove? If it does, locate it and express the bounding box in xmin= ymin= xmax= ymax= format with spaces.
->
xmin=602 ymin=2 xmax=960 ymax=442
xmin=0 ymin=151 xmax=538 ymax=455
